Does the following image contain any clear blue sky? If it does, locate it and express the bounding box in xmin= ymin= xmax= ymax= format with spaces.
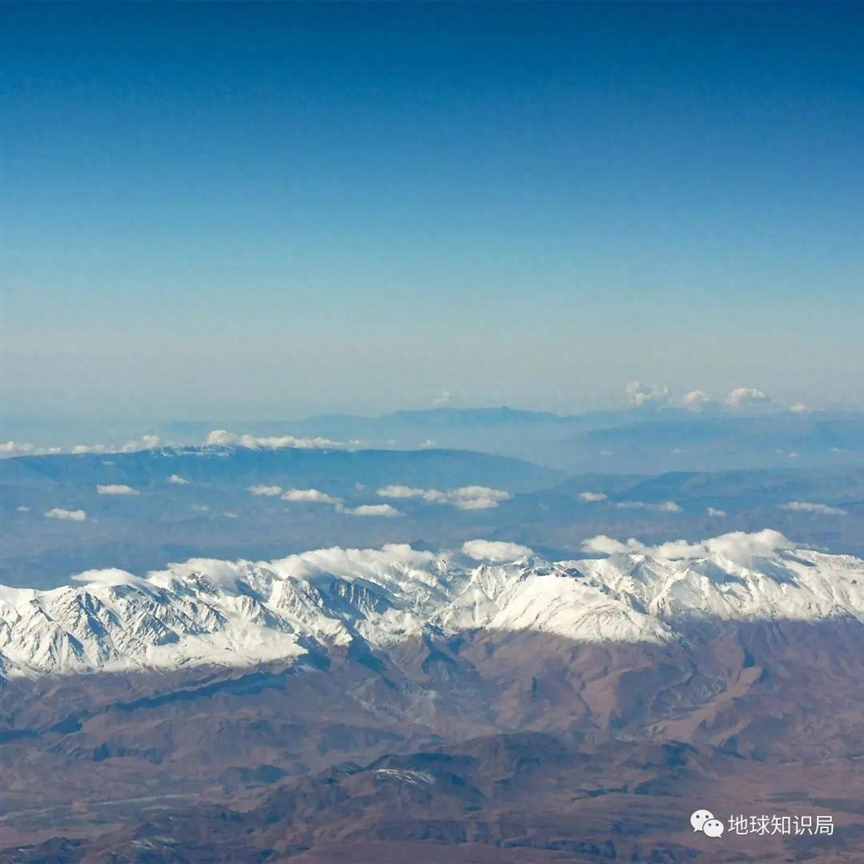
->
xmin=2 ymin=3 xmax=862 ymax=423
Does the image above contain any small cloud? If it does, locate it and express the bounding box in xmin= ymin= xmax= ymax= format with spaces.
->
xmin=445 ymin=486 xmax=511 ymax=510
xmin=223 ymin=511 xmax=239 ymax=519
xmin=71 ymin=568 xmax=145 ymax=587
xmin=120 ymin=434 xmax=161 ymax=452
xmin=248 ymin=484 xmax=283 ymax=497
xmin=432 ymin=389 xmax=454 ymax=407
xmin=45 ymin=507 xmax=87 ymax=522
xmin=578 ymin=491 xmax=608 ymax=503
xmin=725 ymin=387 xmax=770 ymax=409
xmin=344 ymin=504 xmax=403 ymax=518
xmin=682 ymin=390 xmax=711 ymax=412
xmin=781 ymin=501 xmax=847 ymax=516
xmin=0 ymin=440 xmax=35 ymax=457
xmin=788 ymin=402 xmax=811 ymax=414
xmin=281 ymin=488 xmax=342 ymax=505
xmin=706 ymin=507 xmax=727 ymax=518
xmin=192 ymin=504 xmax=210 ymax=512
xmin=616 ymin=500 xmax=681 ymax=513
xmin=376 ymin=484 xmax=511 ymax=510
xmin=582 ymin=535 xmax=643 ymax=555
xmin=625 ymin=381 xmax=670 ymax=409
xmin=205 ymin=430 xmax=343 ymax=450
xmin=97 ymin=484 xmax=140 ymax=496
xmin=168 ymin=474 xmax=190 ymax=485
xmin=462 ymin=539 xmax=534 ymax=562
xmin=16 ymin=505 xmax=31 ymax=512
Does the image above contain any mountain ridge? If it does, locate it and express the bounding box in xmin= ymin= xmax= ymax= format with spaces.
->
xmin=3 ymin=530 xmax=863 ymax=679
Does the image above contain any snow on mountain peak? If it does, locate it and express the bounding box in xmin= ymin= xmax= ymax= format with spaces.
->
xmin=2 ymin=531 xmax=863 ymax=678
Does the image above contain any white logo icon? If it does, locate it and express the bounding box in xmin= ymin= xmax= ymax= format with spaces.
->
xmin=691 ymin=809 xmax=725 ymax=839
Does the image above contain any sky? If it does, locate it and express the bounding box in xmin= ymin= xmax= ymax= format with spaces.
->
xmin=2 ymin=2 xmax=863 ymax=426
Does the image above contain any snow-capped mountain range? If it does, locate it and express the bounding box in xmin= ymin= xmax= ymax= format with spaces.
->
xmin=2 ymin=530 xmax=863 ymax=679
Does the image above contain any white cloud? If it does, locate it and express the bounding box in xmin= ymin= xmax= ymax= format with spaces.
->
xmin=376 ymin=484 xmax=511 ymax=511
xmin=344 ymin=504 xmax=403 ymax=518
xmin=1 ymin=438 xmax=162 ymax=459
xmin=270 ymin=544 xmax=437 ymax=583
xmin=682 ymin=390 xmax=711 ymax=412
xmin=781 ymin=501 xmax=847 ymax=516
xmin=72 ymin=443 xmax=108 ymax=454
xmin=706 ymin=507 xmax=727 ymax=518
xmin=205 ymin=430 xmax=344 ymax=450
xmin=788 ymin=402 xmax=811 ymax=414
xmin=446 ymin=486 xmax=512 ymax=510
xmin=616 ymin=500 xmax=681 ymax=513
xmin=281 ymin=489 xmax=342 ymax=505
xmin=120 ymin=434 xmax=161 ymax=452
xmin=462 ymin=539 xmax=534 ymax=562
xmin=582 ymin=529 xmax=793 ymax=567
xmin=248 ymin=484 xmax=283 ymax=497
xmin=703 ymin=529 xmax=793 ymax=564
xmin=0 ymin=440 xmax=35 ymax=457
xmin=376 ymin=484 xmax=425 ymax=499
xmin=625 ymin=381 xmax=670 ymax=409
xmin=223 ymin=512 xmax=239 ymax=519
xmin=581 ymin=535 xmax=641 ymax=555
xmin=168 ymin=474 xmax=190 ymax=485
xmin=71 ymin=436 xmax=161 ymax=456
xmin=97 ymin=484 xmax=140 ymax=496
xmin=16 ymin=505 xmax=30 ymax=512
xmin=45 ymin=507 xmax=87 ymax=522
xmin=71 ymin=568 xmax=146 ymax=588
xmin=725 ymin=387 xmax=770 ymax=409
xmin=578 ymin=491 xmax=608 ymax=503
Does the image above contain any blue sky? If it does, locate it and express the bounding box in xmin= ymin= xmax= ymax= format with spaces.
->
xmin=2 ymin=3 xmax=862 ymax=423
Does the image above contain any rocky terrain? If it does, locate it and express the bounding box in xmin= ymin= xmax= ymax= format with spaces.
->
xmin=0 ymin=532 xmax=863 ymax=860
